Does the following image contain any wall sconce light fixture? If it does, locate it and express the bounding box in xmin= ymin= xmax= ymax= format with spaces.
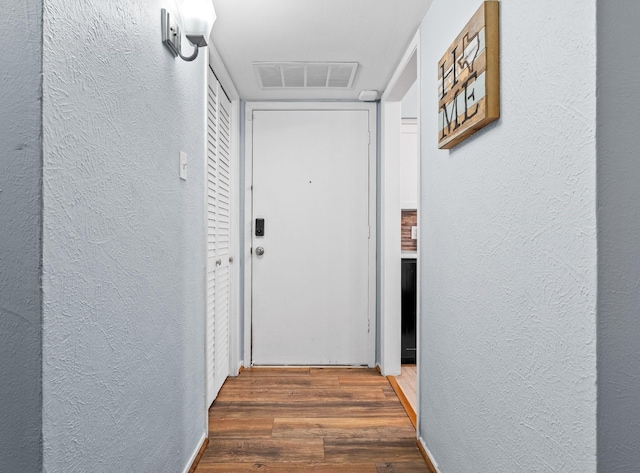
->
xmin=161 ymin=1 xmax=216 ymax=62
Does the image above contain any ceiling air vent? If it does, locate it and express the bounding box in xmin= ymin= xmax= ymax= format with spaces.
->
xmin=253 ymin=62 xmax=358 ymax=89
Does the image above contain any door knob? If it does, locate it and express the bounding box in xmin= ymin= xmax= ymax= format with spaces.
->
xmin=255 ymin=246 xmax=265 ymax=256
xmin=216 ymin=259 xmax=222 ymax=266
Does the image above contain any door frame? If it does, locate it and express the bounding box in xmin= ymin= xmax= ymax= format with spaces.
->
xmin=243 ymin=102 xmax=378 ymax=368
xmin=379 ymin=30 xmax=420 ymax=377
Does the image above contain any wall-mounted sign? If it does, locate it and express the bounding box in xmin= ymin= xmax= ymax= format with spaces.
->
xmin=438 ymin=1 xmax=500 ymax=149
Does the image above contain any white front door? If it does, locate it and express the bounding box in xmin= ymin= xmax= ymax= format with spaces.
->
xmin=251 ymin=109 xmax=372 ymax=365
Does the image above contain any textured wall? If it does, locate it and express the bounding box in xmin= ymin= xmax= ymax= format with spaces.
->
xmin=0 ymin=2 xmax=43 ymax=472
xmin=597 ymin=2 xmax=640 ymax=471
xmin=402 ymin=82 xmax=418 ymax=119
xmin=418 ymin=1 xmax=598 ymax=471
xmin=41 ymin=1 xmax=207 ymax=471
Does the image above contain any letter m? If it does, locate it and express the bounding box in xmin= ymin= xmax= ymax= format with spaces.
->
xmin=440 ymin=95 xmax=459 ymax=139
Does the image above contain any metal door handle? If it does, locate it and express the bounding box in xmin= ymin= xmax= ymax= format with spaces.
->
xmin=229 ymin=256 xmax=234 ymax=263
xmin=255 ymin=246 xmax=264 ymax=256
xmin=216 ymin=259 xmax=222 ymax=266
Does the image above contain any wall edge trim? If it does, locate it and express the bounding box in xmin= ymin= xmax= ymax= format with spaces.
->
xmin=184 ymin=432 xmax=209 ymax=473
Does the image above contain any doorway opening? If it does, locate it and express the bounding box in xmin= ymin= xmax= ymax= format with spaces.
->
xmin=380 ymin=31 xmax=420 ymax=425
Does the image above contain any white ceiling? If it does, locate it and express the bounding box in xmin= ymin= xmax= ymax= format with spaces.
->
xmin=210 ymin=0 xmax=432 ymax=101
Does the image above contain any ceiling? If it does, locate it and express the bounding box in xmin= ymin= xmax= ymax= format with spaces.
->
xmin=209 ymin=0 xmax=432 ymax=101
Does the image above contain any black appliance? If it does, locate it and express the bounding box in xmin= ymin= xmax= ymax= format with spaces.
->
xmin=401 ymin=258 xmax=417 ymax=364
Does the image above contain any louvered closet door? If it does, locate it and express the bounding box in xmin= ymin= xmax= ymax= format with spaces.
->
xmin=206 ymin=68 xmax=231 ymax=407
xmin=214 ymin=88 xmax=231 ymax=395
xmin=206 ymin=73 xmax=218 ymax=406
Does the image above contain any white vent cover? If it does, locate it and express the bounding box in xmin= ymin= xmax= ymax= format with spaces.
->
xmin=253 ymin=62 xmax=358 ymax=89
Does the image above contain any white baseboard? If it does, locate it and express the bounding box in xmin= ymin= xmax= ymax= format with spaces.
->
xmin=182 ymin=431 xmax=207 ymax=473
xmin=418 ymin=436 xmax=442 ymax=473
xmin=231 ymin=360 xmax=243 ymax=376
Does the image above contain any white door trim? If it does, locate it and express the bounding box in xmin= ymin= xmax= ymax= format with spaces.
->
xmin=228 ymin=97 xmax=241 ymax=376
xmin=243 ymin=101 xmax=377 ymax=368
xmin=379 ymin=30 xmax=420 ymax=377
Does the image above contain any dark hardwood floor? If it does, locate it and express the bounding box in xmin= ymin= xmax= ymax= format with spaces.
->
xmin=195 ymin=367 xmax=428 ymax=472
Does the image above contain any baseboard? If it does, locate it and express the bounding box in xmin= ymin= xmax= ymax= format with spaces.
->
xmin=183 ymin=432 xmax=209 ymax=473
xmin=229 ymin=361 xmax=243 ymax=377
xmin=416 ymin=437 xmax=441 ymax=473
xmin=387 ymin=375 xmax=417 ymax=428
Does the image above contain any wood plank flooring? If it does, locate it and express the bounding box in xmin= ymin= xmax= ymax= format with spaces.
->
xmin=196 ymin=367 xmax=428 ymax=472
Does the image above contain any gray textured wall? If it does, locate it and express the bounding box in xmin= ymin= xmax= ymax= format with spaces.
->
xmin=418 ymin=1 xmax=598 ymax=471
xmin=41 ymin=1 xmax=207 ymax=471
xmin=0 ymin=2 xmax=43 ymax=472
xmin=597 ymin=2 xmax=640 ymax=471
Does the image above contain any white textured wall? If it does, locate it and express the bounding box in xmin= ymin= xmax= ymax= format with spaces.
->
xmin=42 ymin=1 xmax=207 ymax=471
xmin=0 ymin=2 xmax=43 ymax=472
xmin=401 ymin=82 xmax=418 ymax=119
xmin=596 ymin=2 xmax=640 ymax=471
xmin=418 ymin=1 xmax=598 ymax=471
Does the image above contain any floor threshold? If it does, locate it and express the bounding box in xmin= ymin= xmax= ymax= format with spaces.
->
xmin=388 ymin=375 xmax=417 ymax=429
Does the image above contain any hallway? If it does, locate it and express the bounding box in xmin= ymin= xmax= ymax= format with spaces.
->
xmin=7 ymin=1 xmax=639 ymax=472
xmin=195 ymin=368 xmax=428 ymax=472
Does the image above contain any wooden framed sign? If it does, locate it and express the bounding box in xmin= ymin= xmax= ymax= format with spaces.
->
xmin=438 ymin=1 xmax=500 ymax=149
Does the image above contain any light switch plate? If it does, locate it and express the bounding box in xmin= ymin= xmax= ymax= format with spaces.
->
xmin=411 ymin=226 xmax=418 ymax=240
xmin=179 ymin=151 xmax=187 ymax=181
